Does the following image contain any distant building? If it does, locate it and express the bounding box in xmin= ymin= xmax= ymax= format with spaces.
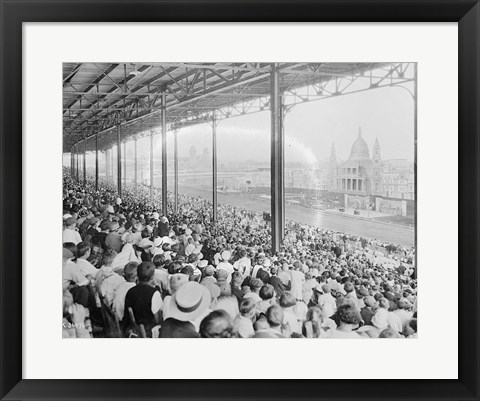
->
xmin=382 ymin=172 xmax=415 ymax=200
xmin=326 ymin=128 xmax=415 ymax=201
xmin=383 ymin=159 xmax=414 ymax=174
xmin=214 ymin=127 xmax=414 ymax=203
xmin=334 ymin=127 xmax=383 ymax=195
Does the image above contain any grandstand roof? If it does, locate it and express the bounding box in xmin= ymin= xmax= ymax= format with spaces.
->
xmin=63 ymin=62 xmax=400 ymax=152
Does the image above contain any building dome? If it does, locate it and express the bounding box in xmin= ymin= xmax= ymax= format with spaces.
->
xmin=349 ymin=128 xmax=370 ymax=160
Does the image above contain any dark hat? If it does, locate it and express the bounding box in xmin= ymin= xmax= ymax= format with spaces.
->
xmin=180 ymin=265 xmax=194 ymax=279
xmin=99 ymin=219 xmax=111 ymax=231
xmin=205 ymin=265 xmax=215 ymax=276
xmin=215 ymin=269 xmax=229 ymax=281
xmin=65 ymin=217 xmax=77 ymax=226
xmin=249 ymin=278 xmax=263 ymax=290
xmin=62 ymin=247 xmax=74 ymax=259
xmin=87 ymin=217 xmax=99 ymax=225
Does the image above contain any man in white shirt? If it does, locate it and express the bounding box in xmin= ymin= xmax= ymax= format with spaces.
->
xmin=233 ymin=249 xmax=252 ymax=276
xmin=100 ymin=269 xmax=125 ymax=307
xmin=343 ymin=281 xmax=361 ymax=312
xmin=234 ymin=297 xmax=256 ymax=338
xmin=75 ymin=241 xmax=99 ymax=279
xmin=328 ymin=275 xmax=347 ymax=295
xmin=393 ymin=298 xmax=413 ymax=331
xmin=371 ymin=297 xmax=402 ymax=334
xmin=113 ymin=262 xmax=138 ymax=321
xmin=62 ymin=248 xmax=88 ymax=289
xmin=62 ymin=217 xmax=82 ymax=245
xmin=317 ymin=284 xmax=337 ymax=317
xmin=216 ymin=250 xmax=234 ymax=283
xmin=112 ymin=234 xmax=141 ymax=272
xmin=277 ymin=263 xmax=291 ymax=287
xmin=131 ymin=223 xmax=143 ymax=245
xmin=289 ymin=265 xmax=305 ymax=301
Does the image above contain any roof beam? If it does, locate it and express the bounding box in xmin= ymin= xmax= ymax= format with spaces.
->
xmin=72 ymin=66 xmax=247 ymax=131
xmin=65 ymin=63 xmax=118 ymax=110
xmin=93 ymin=63 xmax=126 ymax=93
xmin=149 ymin=62 xmax=268 ymax=72
xmin=63 ymin=63 xmax=82 ymax=85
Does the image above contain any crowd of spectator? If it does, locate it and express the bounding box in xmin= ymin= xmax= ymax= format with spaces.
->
xmin=62 ymin=170 xmax=417 ymax=339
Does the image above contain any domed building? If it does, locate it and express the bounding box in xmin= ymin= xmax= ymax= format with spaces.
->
xmin=332 ymin=127 xmax=383 ymax=195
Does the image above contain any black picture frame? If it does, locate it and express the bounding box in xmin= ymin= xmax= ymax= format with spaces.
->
xmin=1 ymin=1 xmax=479 ymax=400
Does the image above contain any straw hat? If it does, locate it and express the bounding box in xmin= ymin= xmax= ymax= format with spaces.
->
xmin=168 ymin=282 xmax=211 ymax=321
xmin=221 ymin=250 xmax=232 ymax=261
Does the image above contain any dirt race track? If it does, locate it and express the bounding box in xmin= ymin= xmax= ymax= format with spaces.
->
xmin=176 ymin=185 xmax=415 ymax=247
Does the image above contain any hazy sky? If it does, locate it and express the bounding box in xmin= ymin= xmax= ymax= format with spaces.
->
xmin=177 ymin=84 xmax=414 ymax=165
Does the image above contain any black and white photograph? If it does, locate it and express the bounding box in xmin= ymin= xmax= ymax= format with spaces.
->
xmin=62 ymin=62 xmax=417 ymax=339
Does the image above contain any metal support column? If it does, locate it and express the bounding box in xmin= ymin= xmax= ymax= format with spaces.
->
xmin=150 ymin=131 xmax=154 ymax=201
xmin=174 ymin=130 xmax=179 ymax=213
xmin=83 ymin=140 xmax=87 ymax=185
xmin=280 ymin=105 xmax=286 ymax=241
xmin=134 ymin=137 xmax=138 ymax=193
xmin=76 ymin=144 xmax=79 ymax=182
xmin=123 ymin=141 xmax=127 ymax=188
xmin=106 ymin=148 xmax=109 ymax=179
xmin=270 ymin=63 xmax=284 ymax=253
xmin=161 ymin=94 xmax=168 ymax=216
xmin=212 ymin=114 xmax=218 ymax=222
xmin=71 ymin=147 xmax=74 ymax=178
xmin=95 ymin=134 xmax=99 ymax=191
xmin=117 ymin=126 xmax=122 ymax=196
xmin=111 ymin=146 xmax=114 ymax=181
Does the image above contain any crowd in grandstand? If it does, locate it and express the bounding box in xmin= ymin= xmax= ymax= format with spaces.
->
xmin=62 ymin=170 xmax=417 ymax=339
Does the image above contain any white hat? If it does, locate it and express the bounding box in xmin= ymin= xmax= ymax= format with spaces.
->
xmin=185 ymin=244 xmax=196 ymax=256
xmin=153 ymin=237 xmax=164 ymax=247
xmin=221 ymin=250 xmax=232 ymax=261
xmin=138 ymin=238 xmax=153 ymax=249
xmin=106 ymin=205 xmax=114 ymax=214
xmin=162 ymin=236 xmax=173 ymax=245
xmin=168 ymin=282 xmax=211 ymax=322
xmin=124 ymin=233 xmax=134 ymax=244
xmin=152 ymin=212 xmax=160 ymax=220
xmin=63 ymin=213 xmax=72 ymax=220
